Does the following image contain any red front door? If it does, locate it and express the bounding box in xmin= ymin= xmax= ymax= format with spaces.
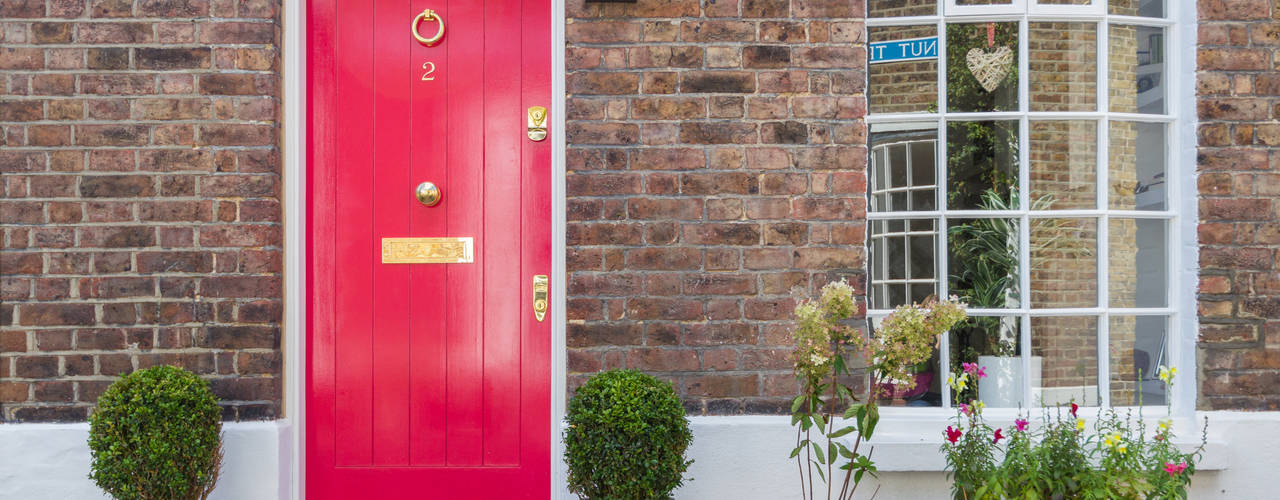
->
xmin=306 ymin=1 xmax=551 ymax=498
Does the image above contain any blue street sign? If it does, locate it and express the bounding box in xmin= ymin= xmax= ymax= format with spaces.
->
xmin=870 ymin=36 xmax=938 ymax=64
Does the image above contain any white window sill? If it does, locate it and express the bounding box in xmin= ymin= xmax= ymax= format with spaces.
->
xmin=686 ymin=413 xmax=1227 ymax=472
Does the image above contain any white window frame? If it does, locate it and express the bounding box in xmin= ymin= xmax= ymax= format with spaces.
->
xmin=866 ymin=0 xmax=1194 ymax=419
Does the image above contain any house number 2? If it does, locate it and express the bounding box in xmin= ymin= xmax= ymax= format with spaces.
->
xmin=421 ymin=61 xmax=436 ymax=81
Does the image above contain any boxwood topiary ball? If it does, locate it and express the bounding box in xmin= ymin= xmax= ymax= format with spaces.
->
xmin=88 ymin=365 xmax=223 ymax=500
xmin=565 ymin=369 xmax=693 ymax=500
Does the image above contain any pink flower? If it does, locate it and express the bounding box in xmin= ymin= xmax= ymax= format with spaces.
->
xmin=1070 ymin=402 xmax=1079 ymax=417
xmin=1015 ymin=418 xmax=1028 ymax=432
xmin=962 ymin=362 xmax=976 ymax=374
xmin=992 ymin=428 xmax=1004 ymax=444
xmin=960 ymin=403 xmax=971 ymax=416
xmin=946 ymin=426 xmax=962 ymax=444
xmin=1164 ymin=462 xmax=1188 ymax=477
xmin=976 ymin=366 xmax=987 ymax=378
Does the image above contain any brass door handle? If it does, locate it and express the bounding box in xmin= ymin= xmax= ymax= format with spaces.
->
xmin=533 ymin=275 xmax=548 ymax=322
xmin=412 ymin=9 xmax=445 ymax=46
xmin=416 ymin=181 xmax=441 ymax=207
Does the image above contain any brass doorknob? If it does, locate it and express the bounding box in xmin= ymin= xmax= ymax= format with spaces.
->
xmin=416 ymin=181 xmax=441 ymax=207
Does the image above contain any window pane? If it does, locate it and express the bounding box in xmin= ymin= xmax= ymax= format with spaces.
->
xmin=1030 ymin=218 xmax=1098 ymax=308
xmin=1109 ymin=218 xmax=1167 ymax=308
xmin=1033 ymin=316 xmax=1100 ymax=407
xmin=871 ymin=128 xmax=938 ymax=212
xmin=871 ymin=317 xmax=943 ymax=407
xmin=1109 ymin=121 xmax=1166 ymax=210
xmin=869 ymin=0 xmax=937 ymax=18
xmin=1110 ymin=25 xmax=1165 ymax=114
xmin=1029 ymin=120 xmax=1098 ymax=210
xmin=946 ymin=120 xmax=1019 ymax=210
xmin=947 ymin=23 xmax=1019 ymax=112
xmin=952 ymin=316 xmax=1023 ymax=407
xmin=957 ymin=0 xmax=1014 ymax=5
xmin=1109 ymin=0 xmax=1164 ymax=17
xmin=1109 ymin=315 xmax=1168 ymax=406
xmin=1038 ymin=0 xmax=1092 ymax=4
xmin=948 ymin=218 xmax=1020 ymax=308
xmin=870 ymin=219 xmax=938 ymax=309
xmin=870 ymin=26 xmax=939 ymax=114
xmin=1028 ymin=23 xmax=1097 ymax=112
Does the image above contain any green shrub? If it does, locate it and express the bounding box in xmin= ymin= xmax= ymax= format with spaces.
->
xmin=89 ymin=365 xmax=224 ymax=500
xmin=565 ymin=369 xmax=693 ymax=500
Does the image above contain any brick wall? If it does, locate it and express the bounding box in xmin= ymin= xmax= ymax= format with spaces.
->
xmin=1196 ymin=0 xmax=1280 ymax=410
xmin=0 ymin=0 xmax=283 ymax=422
xmin=564 ymin=0 xmax=868 ymax=415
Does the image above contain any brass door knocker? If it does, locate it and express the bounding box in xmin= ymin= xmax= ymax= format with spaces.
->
xmin=411 ymin=9 xmax=445 ymax=46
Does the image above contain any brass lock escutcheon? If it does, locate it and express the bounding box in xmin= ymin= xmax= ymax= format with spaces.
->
xmin=532 ymin=275 xmax=548 ymax=322
xmin=527 ymin=106 xmax=547 ymax=142
xmin=412 ymin=8 xmax=445 ymax=46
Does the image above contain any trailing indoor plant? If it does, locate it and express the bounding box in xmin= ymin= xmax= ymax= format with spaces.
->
xmin=88 ymin=365 xmax=224 ymax=500
xmin=942 ymin=364 xmax=1206 ymax=499
xmin=564 ymin=369 xmax=693 ymax=500
xmin=790 ymin=281 xmax=966 ymax=500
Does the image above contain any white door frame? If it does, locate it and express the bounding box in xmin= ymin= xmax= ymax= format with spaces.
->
xmin=280 ymin=1 xmax=568 ymax=498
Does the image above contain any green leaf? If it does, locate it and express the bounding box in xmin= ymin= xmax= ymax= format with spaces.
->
xmin=829 ymin=426 xmax=856 ymax=439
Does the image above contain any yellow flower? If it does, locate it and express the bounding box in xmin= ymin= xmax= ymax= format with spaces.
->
xmin=1158 ymin=365 xmax=1178 ymax=384
xmin=1159 ymin=418 xmax=1172 ymax=432
xmin=1104 ymin=431 xmax=1123 ymax=449
xmin=973 ymin=400 xmax=986 ymax=412
xmin=1117 ymin=444 xmax=1127 ymax=453
xmin=1076 ymin=418 xmax=1086 ymax=431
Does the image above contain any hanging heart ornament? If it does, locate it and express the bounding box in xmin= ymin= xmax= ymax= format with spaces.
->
xmin=966 ymin=46 xmax=1013 ymax=92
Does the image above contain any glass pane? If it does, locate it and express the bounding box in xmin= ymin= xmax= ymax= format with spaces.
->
xmin=1109 ymin=315 xmax=1168 ymax=406
xmin=1109 ymin=0 xmax=1163 ymax=17
xmin=869 ymin=26 xmax=939 ymax=114
xmin=1029 ymin=120 xmax=1098 ymax=210
xmin=1028 ymin=22 xmax=1097 ymax=112
xmin=946 ymin=120 xmax=1019 ymax=210
xmin=872 ymin=127 xmax=938 ymax=212
xmin=869 ymin=0 xmax=937 ymax=18
xmin=890 ymin=144 xmax=909 ymax=187
xmin=948 ymin=218 xmax=1020 ymax=308
xmin=910 ymin=233 xmax=937 ymax=280
xmin=952 ymin=316 xmax=1023 ymax=407
xmin=957 ymin=0 xmax=1013 ymax=4
xmin=1032 ymin=316 xmax=1100 ymax=407
xmin=870 ymin=219 xmax=938 ymax=310
xmin=1109 ymin=121 xmax=1166 ymax=210
xmin=871 ymin=317 xmax=943 ymax=407
xmin=1109 ymin=219 xmax=1168 ymax=308
xmin=1039 ymin=0 xmax=1091 ymax=4
xmin=1110 ymin=25 xmax=1165 ymax=114
xmin=1030 ymin=218 xmax=1098 ymax=308
xmin=947 ymin=22 xmax=1019 ymax=112
xmin=910 ymin=141 xmax=936 ymax=186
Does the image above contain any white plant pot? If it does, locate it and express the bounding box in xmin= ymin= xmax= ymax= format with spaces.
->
xmin=976 ymin=355 xmax=1042 ymax=408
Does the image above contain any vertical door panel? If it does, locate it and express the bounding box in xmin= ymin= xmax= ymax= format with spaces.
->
xmin=483 ymin=0 xmax=524 ymax=467
xmin=408 ymin=0 xmax=450 ymax=468
xmin=333 ymin=0 xmax=375 ymax=467
xmin=443 ymin=0 xmax=486 ymax=467
xmin=369 ymin=0 xmax=413 ymax=466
